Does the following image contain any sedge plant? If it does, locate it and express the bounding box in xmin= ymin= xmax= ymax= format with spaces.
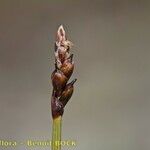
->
xmin=51 ymin=25 xmax=76 ymax=150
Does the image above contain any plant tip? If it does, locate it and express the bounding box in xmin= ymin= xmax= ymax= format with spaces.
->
xmin=56 ymin=25 xmax=66 ymax=42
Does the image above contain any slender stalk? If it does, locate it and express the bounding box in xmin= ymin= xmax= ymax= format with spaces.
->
xmin=52 ymin=116 xmax=62 ymax=150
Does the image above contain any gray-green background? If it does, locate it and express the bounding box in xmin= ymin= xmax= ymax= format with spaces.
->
xmin=0 ymin=0 xmax=150 ymax=150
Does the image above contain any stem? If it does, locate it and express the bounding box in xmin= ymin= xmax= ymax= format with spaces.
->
xmin=52 ymin=116 xmax=62 ymax=150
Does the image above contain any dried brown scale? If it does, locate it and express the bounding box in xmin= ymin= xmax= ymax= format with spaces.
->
xmin=60 ymin=57 xmax=74 ymax=78
xmin=51 ymin=25 xmax=76 ymax=119
xmin=51 ymin=92 xmax=64 ymax=118
xmin=51 ymin=70 xmax=68 ymax=96
xmin=59 ymin=79 xmax=77 ymax=106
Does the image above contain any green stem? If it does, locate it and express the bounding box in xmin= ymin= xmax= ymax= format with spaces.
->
xmin=52 ymin=116 xmax=62 ymax=150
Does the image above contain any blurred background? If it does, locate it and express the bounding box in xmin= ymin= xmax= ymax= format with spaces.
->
xmin=0 ymin=0 xmax=150 ymax=150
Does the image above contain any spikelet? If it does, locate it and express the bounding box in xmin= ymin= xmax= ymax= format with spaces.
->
xmin=51 ymin=25 xmax=76 ymax=119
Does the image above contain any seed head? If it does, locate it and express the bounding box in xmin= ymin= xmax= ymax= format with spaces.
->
xmin=51 ymin=25 xmax=76 ymax=119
